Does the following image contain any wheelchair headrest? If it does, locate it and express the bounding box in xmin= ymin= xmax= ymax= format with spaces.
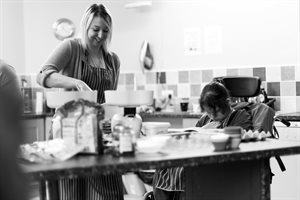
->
xmin=213 ymin=76 xmax=261 ymax=98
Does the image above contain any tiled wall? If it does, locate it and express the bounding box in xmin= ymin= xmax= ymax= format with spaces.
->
xmin=118 ymin=66 xmax=300 ymax=113
xmin=19 ymin=65 xmax=300 ymax=113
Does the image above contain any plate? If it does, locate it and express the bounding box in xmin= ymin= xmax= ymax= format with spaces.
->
xmin=53 ymin=18 xmax=76 ymax=41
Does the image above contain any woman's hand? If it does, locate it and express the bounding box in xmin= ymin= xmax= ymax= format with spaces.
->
xmin=75 ymin=80 xmax=92 ymax=91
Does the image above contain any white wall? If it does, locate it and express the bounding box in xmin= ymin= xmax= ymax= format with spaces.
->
xmin=0 ymin=0 xmax=26 ymax=74
xmin=1 ymin=0 xmax=299 ymax=74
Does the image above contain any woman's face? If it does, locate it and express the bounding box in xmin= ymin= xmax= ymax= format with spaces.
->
xmin=87 ymin=16 xmax=110 ymax=48
xmin=203 ymin=106 xmax=227 ymax=122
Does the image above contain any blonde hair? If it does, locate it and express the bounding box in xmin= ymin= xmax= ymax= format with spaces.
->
xmin=79 ymin=4 xmax=113 ymax=54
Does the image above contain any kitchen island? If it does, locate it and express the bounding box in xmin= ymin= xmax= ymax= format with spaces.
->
xmin=21 ymin=139 xmax=300 ymax=200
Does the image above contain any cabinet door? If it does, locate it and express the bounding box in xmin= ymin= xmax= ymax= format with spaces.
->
xmin=22 ymin=118 xmax=45 ymax=144
xmin=270 ymin=122 xmax=300 ymax=200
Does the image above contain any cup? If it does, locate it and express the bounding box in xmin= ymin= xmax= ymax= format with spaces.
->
xmin=180 ymin=98 xmax=189 ymax=112
xmin=180 ymin=102 xmax=189 ymax=112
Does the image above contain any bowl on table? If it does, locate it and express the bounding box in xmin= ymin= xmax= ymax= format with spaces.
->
xmin=224 ymin=126 xmax=242 ymax=149
xmin=46 ymin=90 xmax=98 ymax=108
xmin=210 ymin=133 xmax=230 ymax=151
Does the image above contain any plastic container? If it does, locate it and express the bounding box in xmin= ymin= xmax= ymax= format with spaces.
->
xmin=141 ymin=122 xmax=171 ymax=136
xmin=224 ymin=126 xmax=242 ymax=149
xmin=210 ymin=134 xmax=230 ymax=151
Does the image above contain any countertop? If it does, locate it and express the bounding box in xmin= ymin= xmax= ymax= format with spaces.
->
xmin=22 ymin=139 xmax=300 ymax=181
xmin=21 ymin=112 xmax=54 ymax=119
xmin=140 ymin=111 xmax=300 ymax=121
xmin=21 ymin=111 xmax=300 ymax=122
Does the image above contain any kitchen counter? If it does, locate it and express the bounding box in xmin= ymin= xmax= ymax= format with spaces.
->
xmin=141 ymin=111 xmax=300 ymax=121
xmin=276 ymin=112 xmax=300 ymax=122
xmin=21 ymin=112 xmax=54 ymax=119
xmin=22 ymin=139 xmax=300 ymax=200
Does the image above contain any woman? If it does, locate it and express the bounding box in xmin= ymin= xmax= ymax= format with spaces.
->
xmin=37 ymin=3 xmax=119 ymax=103
xmin=153 ymin=81 xmax=253 ymax=200
xmin=37 ymin=4 xmax=122 ymax=200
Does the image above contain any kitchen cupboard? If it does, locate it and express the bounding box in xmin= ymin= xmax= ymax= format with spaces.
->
xmin=22 ymin=118 xmax=45 ymax=144
xmin=270 ymin=122 xmax=300 ymax=200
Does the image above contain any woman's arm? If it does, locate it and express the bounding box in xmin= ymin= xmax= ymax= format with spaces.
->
xmin=36 ymin=39 xmax=91 ymax=90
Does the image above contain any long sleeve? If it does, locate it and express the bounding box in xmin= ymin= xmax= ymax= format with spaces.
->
xmin=36 ymin=39 xmax=73 ymax=87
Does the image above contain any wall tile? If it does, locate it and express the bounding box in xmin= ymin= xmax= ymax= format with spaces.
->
xmin=118 ymin=73 xmax=126 ymax=85
xmin=166 ymin=71 xmax=178 ymax=84
xmin=135 ymin=73 xmax=146 ymax=86
xmin=145 ymin=84 xmax=160 ymax=98
xmin=253 ymin=67 xmax=266 ymax=81
xmin=125 ymin=73 xmax=134 ymax=85
xmin=177 ymin=84 xmax=190 ymax=98
xmin=295 ymin=65 xmax=300 ymax=81
xmin=280 ymin=81 xmax=296 ymax=96
xmin=178 ymin=71 xmax=189 ymax=83
xmin=117 ymin=85 xmax=126 ymax=91
xmin=267 ymin=82 xmax=280 ymax=96
xmin=273 ymin=97 xmax=281 ymax=111
xmin=190 ymin=70 xmax=202 ymax=84
xmin=266 ymin=66 xmax=281 ymax=82
xmin=202 ymin=70 xmax=213 ymax=83
xmin=190 ymin=84 xmax=201 ymax=97
xmin=296 ymin=97 xmax=300 ymax=112
xmin=167 ymin=85 xmax=178 ymax=97
xmin=157 ymin=72 xmax=166 ymax=84
xmin=239 ymin=68 xmax=253 ymax=76
xmin=137 ymin=85 xmax=145 ymax=90
xmin=281 ymin=66 xmax=295 ymax=81
xmin=280 ymin=96 xmax=297 ymax=113
xmin=145 ymin=72 xmax=156 ymax=84
xmin=125 ymin=85 xmax=134 ymax=91
xmin=213 ymin=68 xmax=227 ymax=79
xmin=296 ymin=82 xmax=300 ymax=96
xmin=226 ymin=68 xmax=239 ymax=76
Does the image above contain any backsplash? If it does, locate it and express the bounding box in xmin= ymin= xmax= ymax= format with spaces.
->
xmin=18 ymin=65 xmax=300 ymax=113
xmin=118 ymin=65 xmax=300 ymax=113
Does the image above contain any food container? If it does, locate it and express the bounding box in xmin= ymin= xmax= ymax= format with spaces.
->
xmin=210 ymin=134 xmax=230 ymax=151
xmin=224 ymin=126 xmax=242 ymax=149
xmin=46 ymin=90 xmax=98 ymax=108
xmin=141 ymin=122 xmax=171 ymax=136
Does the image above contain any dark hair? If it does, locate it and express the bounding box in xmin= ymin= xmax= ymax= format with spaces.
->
xmin=199 ymin=81 xmax=230 ymax=115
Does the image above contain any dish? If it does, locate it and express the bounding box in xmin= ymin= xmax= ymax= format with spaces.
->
xmin=104 ymin=90 xmax=153 ymax=106
xmin=52 ymin=18 xmax=76 ymax=41
xmin=46 ymin=90 xmax=98 ymax=108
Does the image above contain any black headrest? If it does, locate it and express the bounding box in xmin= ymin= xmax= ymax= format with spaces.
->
xmin=213 ymin=76 xmax=261 ymax=97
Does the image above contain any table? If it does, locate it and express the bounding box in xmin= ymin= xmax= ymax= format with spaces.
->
xmin=21 ymin=139 xmax=300 ymax=200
